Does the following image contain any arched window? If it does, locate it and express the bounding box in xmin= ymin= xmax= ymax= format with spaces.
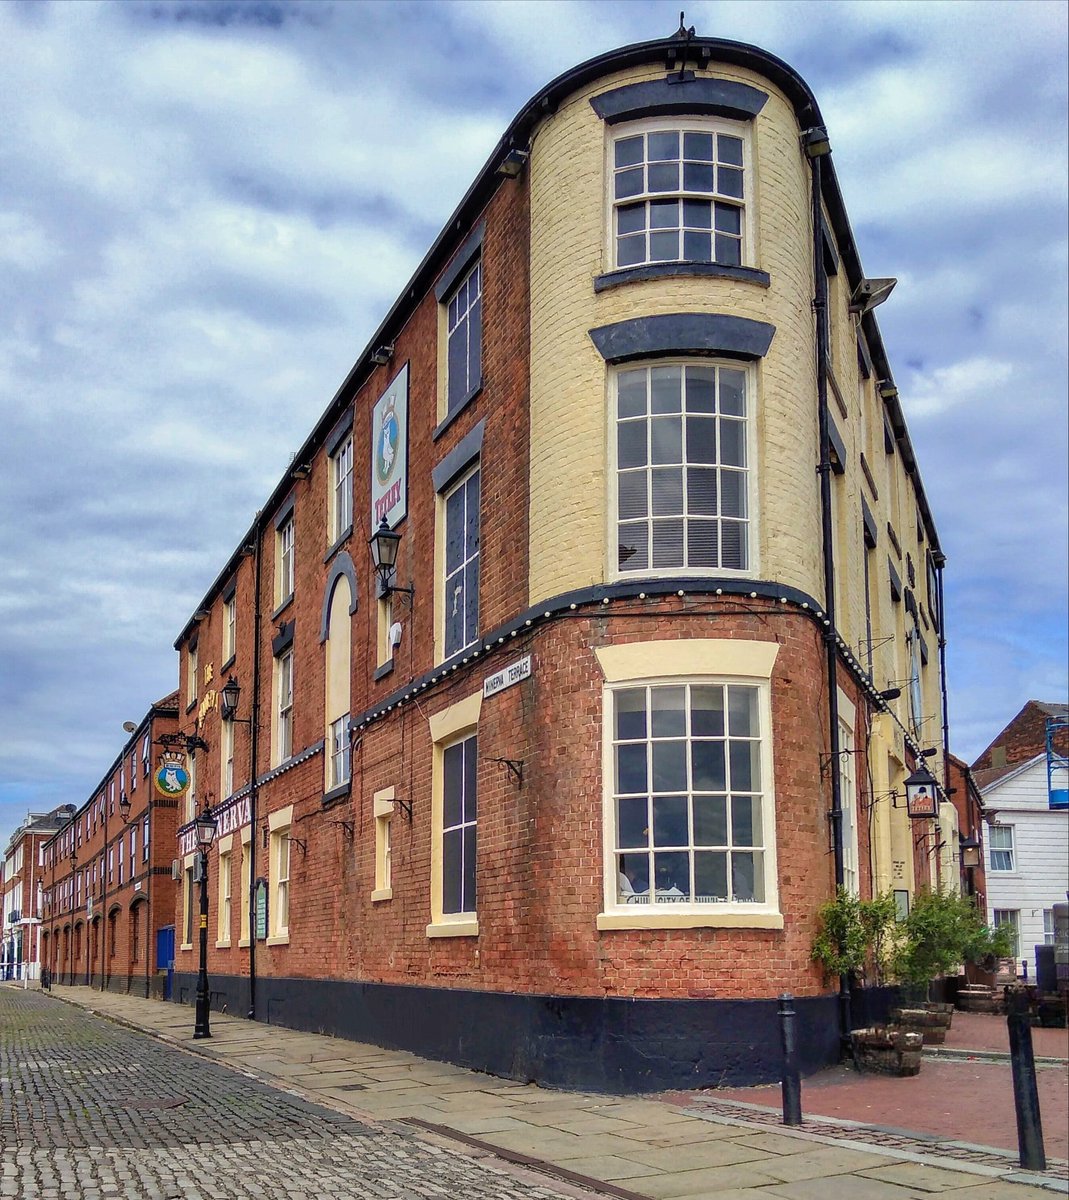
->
xmin=324 ymin=574 xmax=353 ymax=794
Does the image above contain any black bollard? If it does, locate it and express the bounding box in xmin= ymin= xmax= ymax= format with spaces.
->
xmin=1007 ymin=990 xmax=1046 ymax=1171
xmin=779 ymin=992 xmax=802 ymax=1126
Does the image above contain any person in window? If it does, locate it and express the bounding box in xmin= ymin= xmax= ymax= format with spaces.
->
xmin=618 ymin=856 xmax=649 ymax=902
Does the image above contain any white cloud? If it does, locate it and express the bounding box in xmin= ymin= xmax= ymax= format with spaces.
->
xmin=0 ymin=0 xmax=1065 ymax=852
xmin=903 ymin=356 xmax=1014 ymax=420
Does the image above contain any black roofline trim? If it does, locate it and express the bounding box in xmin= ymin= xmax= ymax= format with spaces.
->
xmin=590 ymin=76 xmax=768 ymax=124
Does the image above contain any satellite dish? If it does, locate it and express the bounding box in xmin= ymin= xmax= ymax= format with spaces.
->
xmin=122 ymin=721 xmax=137 ymax=733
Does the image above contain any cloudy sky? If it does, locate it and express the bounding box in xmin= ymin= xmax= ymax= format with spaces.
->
xmin=1 ymin=0 xmax=1066 ymax=850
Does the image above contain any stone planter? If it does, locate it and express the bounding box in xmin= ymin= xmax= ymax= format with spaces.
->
xmin=891 ymin=1004 xmax=953 ymax=1044
xmin=851 ymin=1027 xmax=923 ymax=1076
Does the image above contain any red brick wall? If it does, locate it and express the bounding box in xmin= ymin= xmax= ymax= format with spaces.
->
xmin=195 ymin=598 xmax=867 ymax=1002
xmin=44 ymin=704 xmax=180 ymax=986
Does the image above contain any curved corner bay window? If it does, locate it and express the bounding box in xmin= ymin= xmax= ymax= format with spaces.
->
xmin=612 ymin=682 xmax=766 ymax=906
xmin=616 ymin=362 xmax=749 ymax=573
xmin=613 ymin=126 xmax=745 ymax=269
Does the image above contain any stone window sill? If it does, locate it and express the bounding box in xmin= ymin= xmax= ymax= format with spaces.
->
xmin=426 ymin=918 xmax=479 ymax=939
xmin=596 ymin=910 xmax=783 ymax=931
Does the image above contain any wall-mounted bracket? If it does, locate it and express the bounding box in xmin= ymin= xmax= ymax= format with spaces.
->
xmin=487 ymin=757 xmax=524 ymax=787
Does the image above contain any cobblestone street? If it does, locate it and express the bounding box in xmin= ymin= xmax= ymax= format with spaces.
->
xmin=0 ymin=990 xmax=582 ymax=1200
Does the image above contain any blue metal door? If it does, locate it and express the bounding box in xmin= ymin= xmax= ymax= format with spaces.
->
xmin=156 ymin=926 xmax=175 ymax=1001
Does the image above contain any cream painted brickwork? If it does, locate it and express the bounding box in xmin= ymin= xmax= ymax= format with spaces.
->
xmin=528 ymin=62 xmax=822 ymax=606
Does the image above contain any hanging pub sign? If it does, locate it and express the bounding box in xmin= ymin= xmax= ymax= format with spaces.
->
xmin=370 ymin=363 xmax=408 ymax=531
xmin=904 ymin=765 xmax=939 ymax=819
xmin=154 ymin=751 xmax=191 ymax=799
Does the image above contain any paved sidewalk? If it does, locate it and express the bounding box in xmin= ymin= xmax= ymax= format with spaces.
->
xmin=41 ymin=985 xmax=1069 ymax=1199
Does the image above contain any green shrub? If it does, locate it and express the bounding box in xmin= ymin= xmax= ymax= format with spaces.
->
xmin=892 ymin=887 xmax=1013 ymax=998
xmin=811 ymin=888 xmax=899 ymax=985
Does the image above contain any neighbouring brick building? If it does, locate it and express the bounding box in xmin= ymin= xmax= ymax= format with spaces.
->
xmin=2 ymin=804 xmax=74 ymax=981
xmin=161 ymin=29 xmax=956 ymax=1090
xmin=41 ymin=693 xmax=180 ymax=996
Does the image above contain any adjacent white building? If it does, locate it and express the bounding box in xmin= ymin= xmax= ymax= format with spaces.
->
xmin=979 ymin=752 xmax=1069 ymax=981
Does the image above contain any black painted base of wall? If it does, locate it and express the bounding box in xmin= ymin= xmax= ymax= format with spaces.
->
xmin=170 ymin=973 xmax=843 ymax=1093
xmin=50 ymin=973 xmax=155 ymax=998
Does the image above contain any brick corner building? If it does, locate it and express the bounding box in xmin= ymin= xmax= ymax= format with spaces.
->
xmin=167 ymin=29 xmax=961 ymax=1090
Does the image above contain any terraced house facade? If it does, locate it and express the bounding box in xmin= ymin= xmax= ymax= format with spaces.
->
xmin=40 ymin=694 xmax=180 ymax=996
xmin=159 ymin=30 xmax=956 ymax=1091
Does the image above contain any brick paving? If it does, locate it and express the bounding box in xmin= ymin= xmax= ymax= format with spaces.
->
xmin=695 ymin=1012 xmax=1069 ymax=1163
xmin=0 ymin=988 xmax=585 ymax=1199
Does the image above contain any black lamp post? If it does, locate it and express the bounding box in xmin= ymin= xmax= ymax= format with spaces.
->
xmin=193 ymin=801 xmax=218 ymax=1039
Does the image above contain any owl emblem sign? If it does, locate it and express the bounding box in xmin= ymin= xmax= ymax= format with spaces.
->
xmin=371 ymin=364 xmax=408 ymax=530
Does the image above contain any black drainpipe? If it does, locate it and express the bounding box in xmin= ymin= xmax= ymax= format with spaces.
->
xmin=247 ymin=522 xmax=263 ymax=1021
xmin=808 ymin=136 xmax=849 ymax=1050
xmin=934 ymin=553 xmax=951 ymax=794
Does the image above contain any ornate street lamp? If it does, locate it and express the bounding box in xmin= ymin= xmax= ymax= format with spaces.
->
xmin=368 ymin=518 xmax=413 ymax=599
xmin=193 ymin=801 xmax=218 ymax=1039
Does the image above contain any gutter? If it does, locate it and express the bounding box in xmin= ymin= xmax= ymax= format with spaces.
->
xmin=808 ymin=141 xmax=850 ymax=1051
xmin=247 ymin=524 xmax=264 ymax=1021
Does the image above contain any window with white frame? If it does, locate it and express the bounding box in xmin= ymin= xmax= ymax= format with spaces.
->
xmin=142 ymin=734 xmax=150 ymax=777
xmin=989 ymin=825 xmax=1014 ymax=872
xmin=993 ymin=909 xmax=1020 ymax=959
xmin=117 ymin=838 xmax=124 ymax=885
xmin=329 ymin=715 xmax=350 ymax=788
xmin=224 ymin=594 xmax=236 ymax=662
xmin=218 ymin=850 xmax=232 ymax=944
xmin=221 ymin=718 xmax=235 ymax=799
xmin=611 ymin=121 xmax=747 ymax=270
xmin=271 ymin=828 xmax=290 ymax=938
xmin=443 ymin=467 xmax=480 ymax=657
xmin=142 ymin=816 xmax=149 ymax=862
xmin=183 ymin=864 xmax=194 ymax=947
xmin=187 ymin=643 xmax=198 ymax=705
xmin=1043 ymin=910 xmax=1056 ymax=945
xmin=838 ymin=720 xmax=859 ymax=897
xmin=441 ymin=735 xmax=477 ymax=916
xmin=185 ymin=753 xmax=197 ymax=824
xmin=614 ymin=362 xmax=750 ymax=575
xmin=446 ymin=260 xmax=481 ymax=412
xmin=277 ymin=516 xmax=295 ymax=604
xmin=907 ymin=620 xmax=923 ymax=735
xmin=331 ymin=435 xmax=353 ymax=543
xmin=275 ymin=650 xmax=294 ymax=764
xmin=610 ymin=681 xmax=771 ymax=908
xmin=130 ymin=751 xmax=137 ymax=791
xmin=239 ymin=833 xmax=251 ymax=945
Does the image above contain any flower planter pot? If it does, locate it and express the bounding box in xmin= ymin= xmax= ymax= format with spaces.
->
xmin=851 ymin=1027 xmax=923 ymax=1076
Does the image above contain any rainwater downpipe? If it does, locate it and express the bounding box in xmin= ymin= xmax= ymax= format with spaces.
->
xmin=247 ymin=523 xmax=264 ymax=1022
xmin=934 ymin=554 xmax=951 ymax=795
xmin=807 ymin=132 xmax=850 ymax=1050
